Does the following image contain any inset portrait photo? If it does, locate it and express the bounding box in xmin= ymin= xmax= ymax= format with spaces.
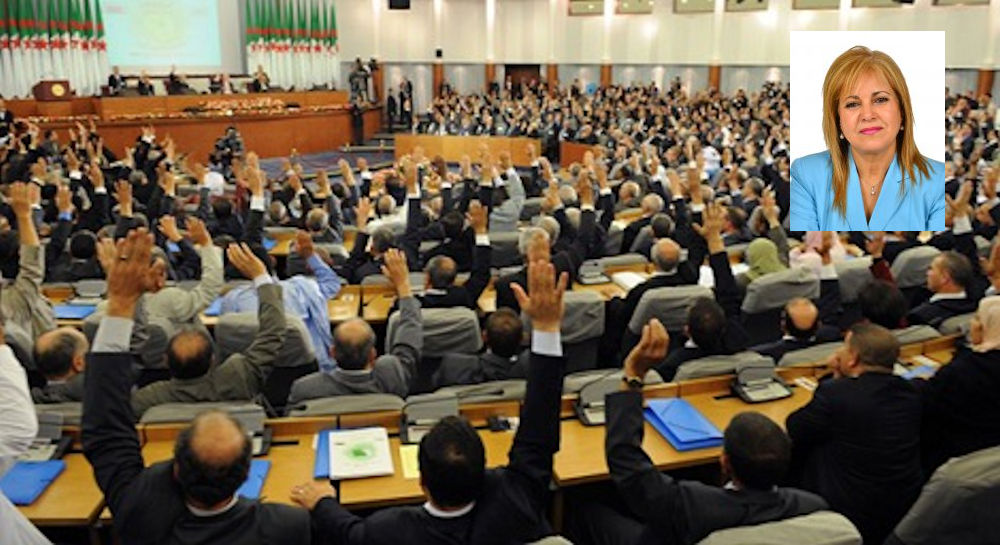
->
xmin=789 ymin=31 xmax=945 ymax=232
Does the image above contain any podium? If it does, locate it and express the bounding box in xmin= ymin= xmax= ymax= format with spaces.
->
xmin=32 ymin=80 xmax=72 ymax=101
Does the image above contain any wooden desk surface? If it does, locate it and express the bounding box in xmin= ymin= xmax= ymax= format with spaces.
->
xmin=339 ymin=430 xmax=514 ymax=510
xmin=17 ymin=453 xmax=105 ymax=527
xmin=552 ymin=385 xmax=814 ymax=486
xmin=329 ymin=285 xmax=361 ymax=324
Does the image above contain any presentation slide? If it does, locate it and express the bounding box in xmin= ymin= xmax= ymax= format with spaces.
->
xmin=103 ymin=0 xmax=224 ymax=72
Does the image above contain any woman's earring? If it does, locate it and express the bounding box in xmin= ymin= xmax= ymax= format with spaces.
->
xmin=839 ymin=133 xmax=844 ymax=140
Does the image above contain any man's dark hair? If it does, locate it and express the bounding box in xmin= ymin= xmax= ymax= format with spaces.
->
xmin=440 ymin=210 xmax=465 ymax=240
xmin=847 ymin=322 xmax=899 ymax=370
xmin=725 ymin=206 xmax=747 ymax=230
xmin=173 ymin=412 xmax=252 ymax=506
xmin=724 ymin=412 xmax=791 ymax=490
xmin=69 ymin=231 xmax=97 ymax=260
xmin=426 ymin=256 xmax=457 ymax=290
xmin=212 ymin=199 xmax=233 ymax=220
xmin=937 ymin=251 xmax=974 ymax=291
xmin=650 ymin=213 xmax=674 ymax=239
xmin=166 ymin=329 xmax=215 ymax=379
xmin=745 ymin=178 xmax=764 ymax=197
xmin=857 ymin=280 xmax=908 ymax=329
xmin=34 ymin=330 xmax=84 ymax=378
xmin=485 ymin=308 xmax=523 ymax=358
xmin=0 ymin=231 xmax=18 ymax=279
xmin=687 ymin=297 xmax=726 ymax=353
xmin=333 ymin=321 xmax=376 ymax=370
xmin=371 ymin=226 xmax=395 ymax=254
xmin=418 ymin=416 xmax=485 ymax=508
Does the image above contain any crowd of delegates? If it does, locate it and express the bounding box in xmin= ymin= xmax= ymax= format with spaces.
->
xmin=0 ymin=82 xmax=998 ymax=543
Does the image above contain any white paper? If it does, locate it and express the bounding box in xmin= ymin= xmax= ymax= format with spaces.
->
xmin=328 ymin=427 xmax=394 ymax=480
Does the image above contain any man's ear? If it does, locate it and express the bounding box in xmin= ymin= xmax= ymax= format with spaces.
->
xmin=367 ymin=346 xmax=378 ymax=368
xmin=72 ymin=354 xmax=86 ymax=374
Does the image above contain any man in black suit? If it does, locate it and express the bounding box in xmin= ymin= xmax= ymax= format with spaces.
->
xmin=44 ymin=175 xmax=110 ymax=282
xmin=571 ymin=318 xmax=828 ymax=545
xmin=386 ymin=87 xmax=398 ymax=131
xmin=786 ymin=323 xmax=923 ymax=545
xmin=107 ymin=66 xmax=126 ymax=95
xmin=291 ymin=254 xmax=570 ymax=545
xmin=906 ymin=250 xmax=978 ymax=328
xmin=82 ymin=229 xmax=311 ymax=545
xmin=750 ymin=298 xmax=841 ymax=363
xmin=619 ymin=193 xmax=662 ymax=254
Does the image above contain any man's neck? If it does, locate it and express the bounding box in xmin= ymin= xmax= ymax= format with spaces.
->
xmin=936 ymin=285 xmax=963 ymax=295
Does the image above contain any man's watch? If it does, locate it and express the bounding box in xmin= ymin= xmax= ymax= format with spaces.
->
xmin=622 ymin=374 xmax=644 ymax=390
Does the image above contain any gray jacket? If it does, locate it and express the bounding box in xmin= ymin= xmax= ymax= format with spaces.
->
xmin=2 ymin=244 xmax=56 ymax=340
xmin=130 ymin=283 xmax=286 ymax=417
xmin=32 ymin=373 xmax=85 ymax=404
xmin=287 ymin=296 xmax=422 ymax=404
xmin=431 ymin=349 xmax=529 ymax=389
xmin=144 ymin=245 xmax=224 ymax=326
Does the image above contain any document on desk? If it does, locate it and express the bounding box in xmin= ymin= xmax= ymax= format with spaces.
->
xmin=611 ymin=272 xmax=646 ymax=291
xmin=329 ymin=427 xmax=394 ymax=480
xmin=399 ymin=445 xmax=420 ymax=479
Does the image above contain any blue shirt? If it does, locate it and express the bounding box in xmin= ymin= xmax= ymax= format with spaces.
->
xmin=790 ymin=149 xmax=944 ymax=231
xmin=220 ymin=254 xmax=342 ymax=371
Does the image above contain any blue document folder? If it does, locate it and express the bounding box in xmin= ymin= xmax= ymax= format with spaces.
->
xmin=902 ymin=365 xmax=937 ymax=380
xmin=262 ymin=237 xmax=277 ymax=251
xmin=644 ymin=398 xmax=724 ymax=452
xmin=202 ymin=297 xmax=223 ymax=317
xmin=0 ymin=460 xmax=66 ymax=505
xmin=314 ymin=430 xmax=331 ymax=478
xmin=53 ymin=304 xmax=97 ymax=320
xmin=235 ymin=460 xmax=270 ymax=500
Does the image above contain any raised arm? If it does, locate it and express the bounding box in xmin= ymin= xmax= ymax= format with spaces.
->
xmin=464 ymin=201 xmax=492 ymax=305
xmin=6 ymin=183 xmax=54 ymax=335
xmin=295 ymin=230 xmax=343 ymax=300
xmin=162 ymin=218 xmax=223 ymax=322
xmin=382 ymin=248 xmax=422 ymax=390
xmin=0 ymin=318 xmax=38 ymax=470
xmin=695 ymin=202 xmax=741 ymax=317
xmin=242 ymin=167 xmax=266 ymax=245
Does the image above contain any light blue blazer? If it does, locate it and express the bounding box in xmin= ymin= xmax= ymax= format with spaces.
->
xmin=790 ymin=149 xmax=945 ymax=231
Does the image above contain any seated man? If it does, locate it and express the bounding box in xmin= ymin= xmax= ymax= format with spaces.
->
xmin=343 ymin=197 xmax=397 ymax=283
xmin=431 ymin=308 xmax=528 ymax=388
xmin=287 ymin=249 xmax=422 ymax=404
xmin=289 ymin=253 xmax=569 ymax=545
xmin=131 ymin=242 xmax=287 ymax=418
xmin=31 ymin=327 xmax=88 ymax=403
xmin=620 ymin=193 xmax=663 ymax=255
xmin=786 ymin=323 xmax=923 ymax=545
xmin=45 ymin=179 xmax=110 ymax=282
xmin=0 ymin=182 xmax=56 ymax=341
xmin=906 ymin=250 xmax=978 ymax=328
xmin=81 ymin=229 xmax=310 ymax=544
xmin=571 ymin=318 xmax=828 ymax=545
xmin=750 ymin=298 xmax=841 ymax=363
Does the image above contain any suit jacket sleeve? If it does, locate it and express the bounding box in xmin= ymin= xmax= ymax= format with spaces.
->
xmin=216 ymin=283 xmax=286 ymax=398
xmin=45 ymin=218 xmax=72 ymax=275
xmin=464 ymin=242 xmax=492 ymax=306
xmin=388 ymin=296 xmax=423 ymax=390
xmin=786 ymin=380 xmax=834 ymax=448
xmin=244 ymin=207 xmax=265 ymax=245
xmin=345 ymin=232 xmax=371 ymax=284
xmin=605 ymin=390 xmax=687 ymax=543
xmin=9 ymin=244 xmax=50 ymax=327
xmin=163 ymin=245 xmax=223 ymax=323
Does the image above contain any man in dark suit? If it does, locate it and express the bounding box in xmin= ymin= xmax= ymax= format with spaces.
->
xmin=431 ymin=308 xmax=529 ymax=388
xmin=386 ymin=87 xmax=398 ymax=131
xmin=82 ymin=229 xmax=311 ymax=545
xmin=786 ymin=323 xmax=923 ymax=545
xmin=107 ymin=66 xmax=126 ymax=95
xmin=619 ymin=194 xmax=662 ymax=255
xmin=290 ymin=255 xmax=570 ymax=545
xmin=44 ymin=175 xmax=111 ymax=282
xmin=750 ymin=298 xmax=841 ymax=363
xmin=571 ymin=318 xmax=828 ymax=545
xmin=907 ymin=250 xmax=978 ymax=328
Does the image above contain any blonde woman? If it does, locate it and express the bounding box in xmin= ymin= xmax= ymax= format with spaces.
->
xmin=790 ymin=46 xmax=944 ymax=231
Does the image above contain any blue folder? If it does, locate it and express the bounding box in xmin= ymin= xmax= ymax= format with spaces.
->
xmin=203 ymin=297 xmax=223 ymax=317
xmin=903 ymin=365 xmax=938 ymax=380
xmin=166 ymin=241 xmax=181 ymax=253
xmin=262 ymin=237 xmax=277 ymax=251
xmin=53 ymin=304 xmax=97 ymax=320
xmin=314 ymin=430 xmax=331 ymax=479
xmin=0 ymin=460 xmax=66 ymax=505
xmin=235 ymin=460 xmax=270 ymax=500
xmin=644 ymin=398 xmax=724 ymax=452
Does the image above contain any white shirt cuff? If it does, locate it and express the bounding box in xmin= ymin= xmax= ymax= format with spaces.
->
xmin=93 ymin=316 xmax=134 ymax=353
xmin=599 ymin=188 xmax=612 ymax=196
xmin=531 ymin=330 xmax=562 ymax=357
xmin=581 ymin=204 xmax=595 ymax=212
xmin=69 ymin=170 xmax=82 ymax=180
xmin=94 ymin=186 xmax=107 ymax=194
xmin=250 ymin=195 xmax=266 ymax=211
xmin=441 ymin=182 xmax=452 ymax=190
xmin=475 ymin=234 xmax=490 ymax=246
xmin=494 ymin=177 xmax=505 ymax=188
xmin=253 ymin=274 xmax=275 ymax=287
xmin=690 ymin=203 xmax=705 ymax=213
xmin=819 ymin=263 xmax=838 ymax=280
xmin=952 ymin=215 xmax=973 ymax=235
xmin=407 ymin=190 xmax=421 ymax=199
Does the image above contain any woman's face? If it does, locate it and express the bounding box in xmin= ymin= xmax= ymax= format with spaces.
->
xmin=837 ymin=70 xmax=902 ymax=157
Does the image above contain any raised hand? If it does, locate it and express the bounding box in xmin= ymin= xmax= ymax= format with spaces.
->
xmin=157 ymin=215 xmax=182 ymax=242
xmin=316 ymin=170 xmax=331 ymax=197
xmin=96 ymin=238 xmax=117 ymax=274
xmin=8 ymin=182 xmax=32 ymax=218
xmin=624 ymin=318 xmax=669 ymax=379
xmin=356 ymin=197 xmax=372 ymax=229
xmin=761 ymin=186 xmax=779 ymax=226
xmin=380 ymin=248 xmax=412 ymax=298
xmin=466 ymin=200 xmax=487 ymax=234
xmin=692 ymin=202 xmax=726 ymax=253
xmin=186 ymin=217 xmax=212 ymax=247
xmin=106 ymin=229 xmax=155 ymax=318
xmin=687 ymin=166 xmax=704 ymax=205
xmin=226 ymin=242 xmax=268 ymax=280
xmin=247 ymin=167 xmax=264 ymax=197
xmin=115 ymin=180 xmax=134 ymax=217
xmin=865 ymin=232 xmax=886 ymax=259
xmin=56 ymin=184 xmax=74 ymax=215
xmin=288 ymin=173 xmax=304 ymax=194
xmin=88 ymin=160 xmax=105 ymax=190
xmin=65 ymin=149 xmax=81 ymax=172
xmin=578 ymin=175 xmax=594 ymax=208
xmin=295 ymin=230 xmax=314 ymax=259
xmin=945 ymin=180 xmax=973 ymax=219
xmin=511 ymin=256 xmax=568 ymax=333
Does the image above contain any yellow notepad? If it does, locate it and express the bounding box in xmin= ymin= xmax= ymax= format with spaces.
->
xmin=399 ymin=445 xmax=420 ymax=479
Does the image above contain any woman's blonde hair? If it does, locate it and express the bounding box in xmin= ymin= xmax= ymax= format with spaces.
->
xmin=822 ymin=46 xmax=930 ymax=217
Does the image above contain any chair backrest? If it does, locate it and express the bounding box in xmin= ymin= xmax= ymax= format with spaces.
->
xmin=489 ymin=230 xmax=522 ymax=269
xmin=598 ymin=254 xmax=649 ymax=270
xmin=629 ymin=225 xmax=653 ymax=254
xmin=834 ymin=257 xmax=873 ymax=304
xmin=629 ymin=285 xmax=714 ymax=333
xmin=34 ymin=402 xmax=83 ymax=427
xmin=263 ymin=226 xmax=298 ymax=237
xmin=83 ymin=311 xmax=176 ymax=370
xmin=674 ymin=351 xmax=775 ymax=381
xmin=386 ymin=307 xmax=482 ymax=358
xmin=725 ymin=243 xmax=749 ymax=260
xmin=523 ymin=291 xmax=605 ymax=344
xmin=890 ymin=246 xmax=940 ymax=289
xmin=73 ymin=279 xmax=107 ymax=298
xmin=139 ymin=402 xmax=266 ymax=425
xmin=215 ymin=312 xmax=316 ymax=368
xmin=563 ymin=369 xmax=663 ymax=394
xmin=893 ymin=325 xmax=943 ymax=345
xmin=938 ymin=312 xmax=975 ymax=335
xmin=4 ymin=321 xmax=35 ymax=371
xmin=361 ymin=272 xmax=426 ymax=288
xmin=696 ymin=511 xmax=861 ymax=545
xmin=435 ymin=379 xmax=527 ymax=403
xmin=286 ymin=393 xmax=405 ymax=417
xmin=741 ymin=267 xmax=820 ymax=314
xmin=777 ymin=341 xmax=842 ymax=367
xmin=889 ymin=445 xmax=1000 ymax=545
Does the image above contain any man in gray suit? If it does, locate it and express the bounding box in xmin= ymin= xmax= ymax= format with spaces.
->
xmin=1 ymin=183 xmax=56 ymax=341
xmin=287 ymin=248 xmax=422 ymax=404
xmin=131 ymin=243 xmax=286 ymax=418
xmin=431 ymin=308 xmax=528 ymax=388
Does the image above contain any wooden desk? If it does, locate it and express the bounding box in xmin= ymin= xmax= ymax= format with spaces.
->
xmin=361 ymin=288 xmax=397 ymax=324
xmin=268 ymin=238 xmax=293 ymax=257
xmin=339 ymin=430 xmax=514 ymax=509
xmin=395 ymin=135 xmax=541 ymax=167
xmin=329 ymin=285 xmax=361 ymax=324
xmin=17 ymin=453 xmax=105 ymax=527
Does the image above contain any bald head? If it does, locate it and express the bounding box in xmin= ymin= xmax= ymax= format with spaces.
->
xmin=641 ymin=194 xmax=664 ymax=216
xmin=426 ymin=255 xmax=457 ymax=289
xmin=34 ymin=327 xmax=89 ymax=379
xmin=783 ymin=298 xmax=819 ymax=340
xmin=651 ymin=238 xmax=680 ymax=273
xmin=333 ymin=318 xmax=377 ymax=370
xmin=166 ymin=329 xmax=214 ymax=380
xmin=174 ymin=411 xmax=251 ymax=508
